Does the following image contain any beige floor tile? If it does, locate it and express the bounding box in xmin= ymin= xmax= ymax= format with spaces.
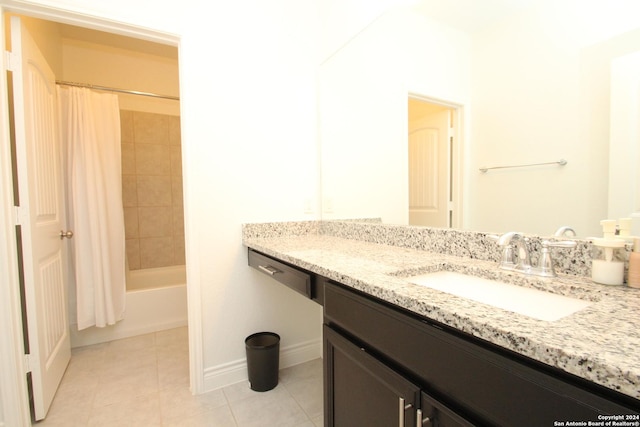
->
xmin=104 ymin=332 xmax=156 ymax=354
xmin=63 ymin=344 xmax=107 ymax=383
xmin=46 ymin=376 xmax=96 ymax=417
xmin=159 ymin=385 xmax=227 ymax=422
xmin=228 ymin=386 xmax=309 ymax=427
xmin=221 ymin=380 xmax=261 ymax=404
xmin=87 ymin=393 xmax=162 ymax=426
xmin=40 ymin=327 xmax=323 ymax=427
xmin=93 ymin=365 xmax=159 ymax=407
xmin=99 ymin=349 xmax=158 ymax=380
xmin=279 ymin=359 xmax=322 ymax=384
xmin=158 ymin=358 xmax=190 ymax=389
xmin=36 ymin=411 xmax=91 ymax=427
xmin=156 ymin=326 xmax=189 ymax=347
xmin=284 ymin=376 xmax=323 ymax=420
xmin=161 ymin=404 xmax=238 ymax=427
xmin=157 ymin=345 xmax=189 ymax=389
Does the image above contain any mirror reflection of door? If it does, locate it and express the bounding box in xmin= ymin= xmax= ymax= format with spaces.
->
xmin=408 ymin=98 xmax=454 ymax=227
xmin=609 ymin=50 xmax=640 ymax=236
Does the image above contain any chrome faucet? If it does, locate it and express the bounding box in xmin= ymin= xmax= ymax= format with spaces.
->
xmin=496 ymin=232 xmax=532 ymax=273
xmin=491 ymin=232 xmax=577 ymax=277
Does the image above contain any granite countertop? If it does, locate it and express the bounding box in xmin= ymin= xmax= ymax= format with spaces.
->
xmin=243 ymin=227 xmax=640 ymax=401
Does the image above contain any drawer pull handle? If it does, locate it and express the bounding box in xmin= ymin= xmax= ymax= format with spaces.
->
xmin=399 ymin=397 xmax=412 ymax=426
xmin=258 ymin=265 xmax=280 ymax=275
xmin=416 ymin=409 xmax=431 ymax=426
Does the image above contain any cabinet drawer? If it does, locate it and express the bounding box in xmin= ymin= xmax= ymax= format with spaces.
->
xmin=248 ymin=249 xmax=311 ymax=299
xmin=324 ymin=281 xmax=639 ymax=426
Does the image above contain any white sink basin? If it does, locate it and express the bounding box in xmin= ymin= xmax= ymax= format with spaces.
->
xmin=407 ymin=271 xmax=591 ymax=321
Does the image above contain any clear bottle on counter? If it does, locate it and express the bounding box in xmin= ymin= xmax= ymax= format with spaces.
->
xmin=591 ymin=238 xmax=625 ymax=286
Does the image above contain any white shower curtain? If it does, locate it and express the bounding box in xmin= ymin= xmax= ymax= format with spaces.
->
xmin=58 ymin=86 xmax=126 ymax=330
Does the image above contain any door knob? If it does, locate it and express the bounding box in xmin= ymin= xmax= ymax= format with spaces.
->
xmin=59 ymin=230 xmax=74 ymax=239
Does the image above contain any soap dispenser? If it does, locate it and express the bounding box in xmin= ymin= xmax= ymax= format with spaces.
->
xmin=619 ymin=218 xmax=632 ymax=239
xmin=591 ymin=220 xmax=625 ymax=286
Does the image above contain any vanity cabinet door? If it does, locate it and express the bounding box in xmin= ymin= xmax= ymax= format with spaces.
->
xmin=324 ymin=325 xmax=420 ymax=427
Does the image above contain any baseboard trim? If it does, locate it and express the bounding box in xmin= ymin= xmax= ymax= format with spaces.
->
xmin=202 ymin=338 xmax=321 ymax=393
xmin=70 ymin=318 xmax=187 ymax=348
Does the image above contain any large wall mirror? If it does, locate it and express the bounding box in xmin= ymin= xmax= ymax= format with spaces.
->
xmin=319 ymin=0 xmax=640 ymax=238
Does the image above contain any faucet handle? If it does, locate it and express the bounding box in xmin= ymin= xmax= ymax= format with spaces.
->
xmin=536 ymin=240 xmax=577 ymax=277
xmin=488 ymin=234 xmax=516 ymax=268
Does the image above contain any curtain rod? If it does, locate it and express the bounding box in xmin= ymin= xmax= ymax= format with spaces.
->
xmin=56 ymin=80 xmax=179 ymax=101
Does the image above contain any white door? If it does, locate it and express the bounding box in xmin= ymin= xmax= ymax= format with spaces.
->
xmin=408 ymin=109 xmax=451 ymax=227
xmin=9 ymin=16 xmax=71 ymax=420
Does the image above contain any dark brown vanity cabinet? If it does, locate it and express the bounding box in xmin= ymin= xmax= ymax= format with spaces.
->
xmin=246 ymin=249 xmax=640 ymax=425
xmin=323 ymin=281 xmax=640 ymax=427
xmin=324 ymin=325 xmax=472 ymax=427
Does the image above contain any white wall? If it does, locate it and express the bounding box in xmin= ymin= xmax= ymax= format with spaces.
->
xmin=319 ymin=6 xmax=471 ymax=223
xmin=468 ymin=0 xmax=640 ymax=237
xmin=178 ymin=1 xmax=322 ymax=388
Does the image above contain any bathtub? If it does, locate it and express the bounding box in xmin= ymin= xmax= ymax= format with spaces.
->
xmin=70 ymin=265 xmax=188 ymax=348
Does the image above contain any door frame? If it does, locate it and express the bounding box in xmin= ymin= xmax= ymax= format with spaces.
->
xmin=0 ymin=4 xmax=200 ymax=425
xmin=407 ymin=93 xmax=464 ymax=229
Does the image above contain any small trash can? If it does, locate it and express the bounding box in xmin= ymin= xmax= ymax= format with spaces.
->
xmin=245 ymin=332 xmax=280 ymax=392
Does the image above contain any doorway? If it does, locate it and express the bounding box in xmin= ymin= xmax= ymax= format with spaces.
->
xmin=407 ymin=96 xmax=462 ymax=228
xmin=1 ymin=8 xmax=188 ymax=423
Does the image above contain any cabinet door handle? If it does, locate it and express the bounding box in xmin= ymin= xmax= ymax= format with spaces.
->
xmin=416 ymin=409 xmax=431 ymax=426
xmin=399 ymin=397 xmax=412 ymax=426
xmin=258 ymin=265 xmax=280 ymax=275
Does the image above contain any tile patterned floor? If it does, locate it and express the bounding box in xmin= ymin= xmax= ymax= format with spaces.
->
xmin=36 ymin=327 xmax=323 ymax=426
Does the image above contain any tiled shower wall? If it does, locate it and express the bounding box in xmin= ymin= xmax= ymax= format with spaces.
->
xmin=121 ymin=110 xmax=185 ymax=270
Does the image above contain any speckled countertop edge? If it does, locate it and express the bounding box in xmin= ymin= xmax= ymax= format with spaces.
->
xmin=242 ymin=221 xmax=640 ymax=400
